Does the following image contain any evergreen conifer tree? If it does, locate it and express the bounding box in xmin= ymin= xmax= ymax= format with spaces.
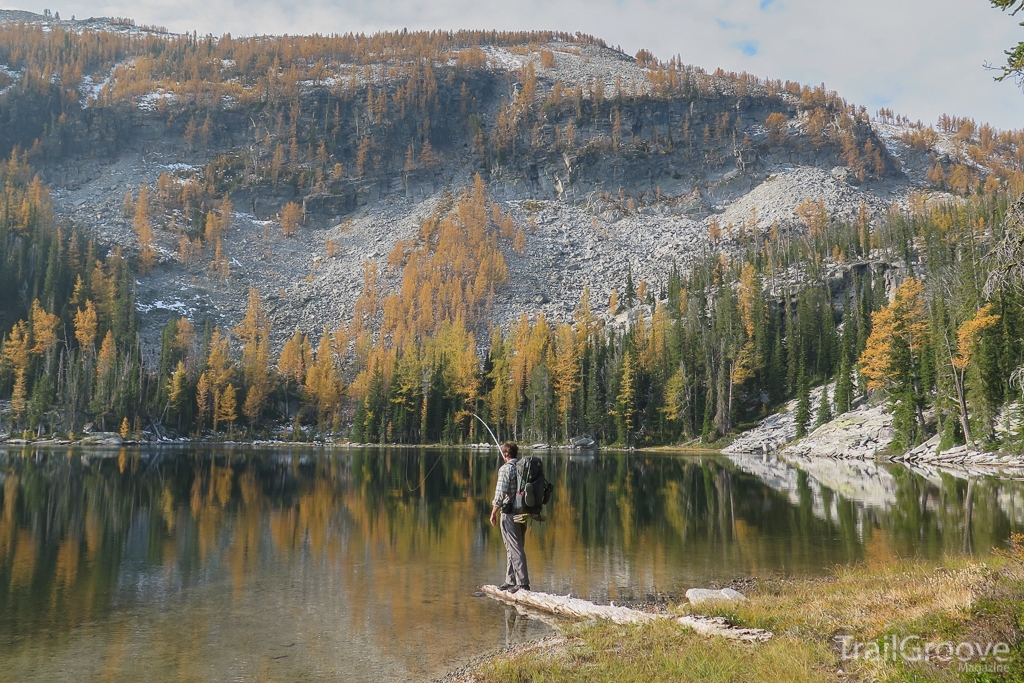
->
xmin=834 ymin=356 xmax=852 ymax=414
xmin=624 ymin=265 xmax=636 ymax=308
xmin=816 ymin=382 xmax=832 ymax=427
xmin=795 ymin=368 xmax=811 ymax=438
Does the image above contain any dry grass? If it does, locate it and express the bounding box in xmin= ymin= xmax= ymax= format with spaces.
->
xmin=697 ymin=559 xmax=991 ymax=640
xmin=478 ymin=620 xmax=833 ymax=683
xmin=474 ymin=551 xmax=1024 ymax=683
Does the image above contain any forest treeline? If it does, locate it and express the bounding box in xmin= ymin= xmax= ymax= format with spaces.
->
xmin=2 ymin=130 xmax=1024 ymax=451
xmin=2 ymin=22 xmax=1024 ymax=449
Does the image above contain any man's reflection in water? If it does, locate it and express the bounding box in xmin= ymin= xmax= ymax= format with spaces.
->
xmin=503 ymin=606 xmax=528 ymax=647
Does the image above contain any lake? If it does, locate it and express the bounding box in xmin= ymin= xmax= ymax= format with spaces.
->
xmin=0 ymin=445 xmax=1021 ymax=681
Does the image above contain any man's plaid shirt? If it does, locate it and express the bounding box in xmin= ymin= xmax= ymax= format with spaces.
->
xmin=492 ymin=459 xmax=519 ymax=509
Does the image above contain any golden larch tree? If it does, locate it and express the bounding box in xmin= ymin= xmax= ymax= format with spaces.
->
xmin=281 ymin=202 xmax=302 ymax=236
xmin=74 ymin=300 xmax=98 ymax=352
xmin=946 ymin=303 xmax=1001 ymax=446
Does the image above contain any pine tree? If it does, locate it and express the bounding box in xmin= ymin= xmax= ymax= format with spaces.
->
xmin=834 ymin=356 xmax=852 ymax=415
xmin=795 ymin=368 xmax=811 ymax=438
xmin=815 ymin=382 xmax=832 ymax=427
xmin=624 ymin=266 xmax=636 ymax=308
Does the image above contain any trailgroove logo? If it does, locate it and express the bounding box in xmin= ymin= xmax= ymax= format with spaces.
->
xmin=837 ymin=635 xmax=1011 ymax=671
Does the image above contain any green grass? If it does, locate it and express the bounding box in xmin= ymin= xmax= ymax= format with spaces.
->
xmin=476 ymin=538 xmax=1024 ymax=683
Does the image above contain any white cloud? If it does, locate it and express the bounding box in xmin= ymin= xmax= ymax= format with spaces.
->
xmin=16 ymin=0 xmax=1024 ymax=129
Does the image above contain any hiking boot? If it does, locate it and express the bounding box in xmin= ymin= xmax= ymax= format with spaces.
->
xmin=498 ymin=583 xmax=515 ymax=591
xmin=507 ymin=585 xmax=520 ymax=594
xmin=519 ymin=585 xmax=530 ymax=592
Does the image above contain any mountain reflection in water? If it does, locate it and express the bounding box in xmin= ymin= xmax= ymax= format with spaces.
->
xmin=0 ymin=446 xmax=1020 ymax=682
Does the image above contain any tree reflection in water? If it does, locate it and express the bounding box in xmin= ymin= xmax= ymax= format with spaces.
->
xmin=0 ymin=446 xmax=1020 ymax=681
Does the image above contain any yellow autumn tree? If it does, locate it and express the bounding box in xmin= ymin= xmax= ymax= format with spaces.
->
xmin=174 ymin=317 xmax=197 ymax=372
xmin=93 ymin=330 xmax=117 ymax=417
xmin=946 ymin=303 xmax=1000 ymax=446
xmin=485 ymin=327 xmax=514 ymax=435
xmin=29 ymin=300 xmax=59 ymax=358
xmin=613 ymin=350 xmax=637 ymax=443
xmin=765 ymin=112 xmax=788 ymax=146
xmin=732 ymin=262 xmax=763 ymax=388
xmin=305 ymin=327 xmax=341 ymax=426
xmin=196 ymin=371 xmax=211 ymax=430
xmin=216 ymin=384 xmax=238 ymax=434
xmin=1 ymin=321 xmax=30 ymax=423
xmin=167 ymin=360 xmax=189 ymax=415
xmin=795 ymin=197 xmax=829 ymax=239
xmin=278 ymin=329 xmax=309 ymax=387
xmin=234 ymin=287 xmax=274 ymax=426
xmin=858 ymin=277 xmax=930 ymax=446
xmin=205 ymin=327 xmax=234 ymax=392
xmin=74 ymin=300 xmax=98 ymax=352
xmin=134 ymin=183 xmax=157 ymax=272
xmin=551 ymin=322 xmax=580 ymax=440
xmin=281 ymin=202 xmax=302 ymax=236
xmin=608 ymin=289 xmax=620 ymax=316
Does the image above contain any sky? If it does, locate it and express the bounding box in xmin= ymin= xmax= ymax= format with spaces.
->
xmin=10 ymin=0 xmax=1024 ymax=130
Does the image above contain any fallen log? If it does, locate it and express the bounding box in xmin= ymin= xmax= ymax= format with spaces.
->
xmin=479 ymin=585 xmax=773 ymax=643
xmin=480 ymin=585 xmax=659 ymax=625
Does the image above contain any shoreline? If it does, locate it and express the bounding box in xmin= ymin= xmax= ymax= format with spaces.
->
xmin=3 ymin=431 xmax=1023 ymax=478
xmin=0 ymin=434 xmax=720 ymax=454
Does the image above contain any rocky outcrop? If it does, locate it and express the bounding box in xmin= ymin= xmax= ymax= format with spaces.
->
xmin=723 ymin=384 xmax=834 ymax=455
xmin=894 ymin=435 xmax=1024 ymax=474
xmin=781 ymin=404 xmax=894 ymax=460
xmin=728 ymin=384 xmax=1024 ymax=475
xmin=79 ymin=432 xmax=125 ymax=446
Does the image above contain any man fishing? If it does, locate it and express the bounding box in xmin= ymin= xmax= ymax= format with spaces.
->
xmin=489 ymin=441 xmax=530 ymax=593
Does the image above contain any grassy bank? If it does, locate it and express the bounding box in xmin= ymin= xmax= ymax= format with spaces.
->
xmin=473 ymin=536 xmax=1024 ymax=683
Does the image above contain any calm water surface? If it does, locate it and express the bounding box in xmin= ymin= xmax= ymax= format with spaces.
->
xmin=0 ymin=445 xmax=1021 ymax=682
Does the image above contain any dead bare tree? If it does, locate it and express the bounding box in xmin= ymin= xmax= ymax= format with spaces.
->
xmin=983 ymin=194 xmax=1024 ymax=296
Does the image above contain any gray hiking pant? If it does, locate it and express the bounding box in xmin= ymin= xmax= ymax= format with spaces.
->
xmin=500 ymin=513 xmax=530 ymax=587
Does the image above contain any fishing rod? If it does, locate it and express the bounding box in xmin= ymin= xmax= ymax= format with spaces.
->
xmin=408 ymin=413 xmax=503 ymax=492
xmin=471 ymin=413 xmax=504 ymax=467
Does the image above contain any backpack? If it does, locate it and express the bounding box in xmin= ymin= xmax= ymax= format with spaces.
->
xmin=513 ymin=456 xmax=553 ymax=514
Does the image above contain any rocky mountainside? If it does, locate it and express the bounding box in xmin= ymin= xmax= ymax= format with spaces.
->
xmin=0 ymin=9 xmax=950 ymax=356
